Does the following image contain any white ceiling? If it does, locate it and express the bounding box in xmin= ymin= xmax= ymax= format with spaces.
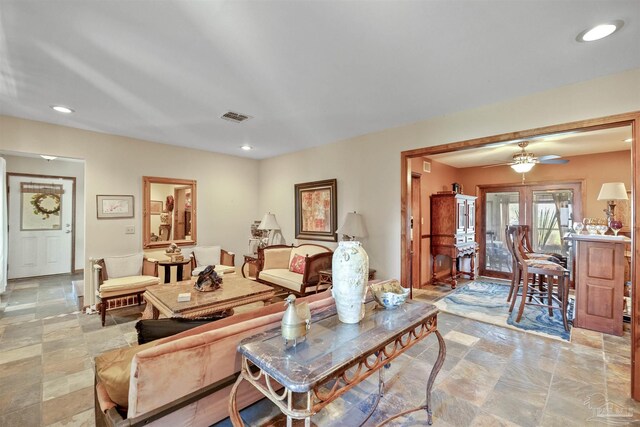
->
xmin=429 ymin=125 xmax=633 ymax=168
xmin=1 ymin=1 xmax=639 ymax=159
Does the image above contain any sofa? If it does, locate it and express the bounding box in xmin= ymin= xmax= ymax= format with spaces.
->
xmin=94 ymin=290 xmax=334 ymax=427
xmin=256 ymin=244 xmax=333 ymax=295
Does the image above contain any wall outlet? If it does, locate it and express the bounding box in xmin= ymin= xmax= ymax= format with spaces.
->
xmin=125 ymin=226 xmax=135 ymax=234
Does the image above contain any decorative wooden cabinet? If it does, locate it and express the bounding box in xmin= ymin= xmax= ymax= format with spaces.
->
xmin=430 ymin=192 xmax=477 ymax=288
xmin=571 ymin=235 xmax=628 ymax=336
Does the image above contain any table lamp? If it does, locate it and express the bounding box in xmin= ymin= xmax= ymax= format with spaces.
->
xmin=597 ymin=182 xmax=628 ymax=223
xmin=258 ymin=212 xmax=286 ymax=246
xmin=336 ymin=212 xmax=368 ymax=241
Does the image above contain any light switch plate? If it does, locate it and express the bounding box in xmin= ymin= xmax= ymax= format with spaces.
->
xmin=125 ymin=226 xmax=135 ymax=234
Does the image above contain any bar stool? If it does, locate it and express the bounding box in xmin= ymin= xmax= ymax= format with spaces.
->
xmin=508 ymin=227 xmax=570 ymax=331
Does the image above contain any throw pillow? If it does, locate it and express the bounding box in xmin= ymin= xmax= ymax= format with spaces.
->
xmin=289 ymin=254 xmax=306 ymax=274
xmin=95 ymin=340 xmax=157 ymax=408
xmin=104 ymin=253 xmax=143 ymax=279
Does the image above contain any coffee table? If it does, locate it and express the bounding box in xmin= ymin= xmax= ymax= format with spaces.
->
xmin=229 ymin=299 xmax=445 ymax=426
xmin=142 ymin=275 xmax=275 ymax=319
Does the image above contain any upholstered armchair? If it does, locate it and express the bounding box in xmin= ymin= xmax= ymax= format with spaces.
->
xmin=188 ymin=246 xmax=236 ymax=277
xmin=256 ymin=244 xmax=332 ymax=295
xmin=92 ymin=253 xmax=160 ymax=326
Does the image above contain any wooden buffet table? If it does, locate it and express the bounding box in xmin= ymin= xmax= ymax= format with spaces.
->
xmin=567 ymin=234 xmax=630 ymax=336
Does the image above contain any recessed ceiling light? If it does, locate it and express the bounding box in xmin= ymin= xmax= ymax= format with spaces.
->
xmin=624 ymin=138 xmax=633 ymax=143
xmin=51 ymin=105 xmax=74 ymax=114
xmin=40 ymin=155 xmax=57 ymax=161
xmin=576 ymin=20 xmax=623 ymax=42
xmin=241 ymin=144 xmax=253 ymax=151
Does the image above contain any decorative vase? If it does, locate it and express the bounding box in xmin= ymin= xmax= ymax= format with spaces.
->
xmin=331 ymin=241 xmax=369 ymax=323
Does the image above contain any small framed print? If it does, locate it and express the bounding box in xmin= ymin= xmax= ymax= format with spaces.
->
xmin=150 ymin=200 xmax=163 ymax=215
xmin=294 ymin=179 xmax=338 ymax=242
xmin=97 ymin=195 xmax=134 ymax=219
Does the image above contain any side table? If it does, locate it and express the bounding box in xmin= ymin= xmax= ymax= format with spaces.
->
xmin=229 ymin=300 xmax=445 ymax=426
xmin=317 ymin=268 xmax=376 ymax=292
xmin=157 ymin=259 xmax=192 ymax=284
xmin=242 ymin=254 xmax=259 ymax=279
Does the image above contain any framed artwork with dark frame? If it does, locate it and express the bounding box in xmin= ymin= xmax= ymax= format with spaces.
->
xmin=150 ymin=200 xmax=163 ymax=215
xmin=294 ymin=179 xmax=337 ymax=242
xmin=96 ymin=195 xmax=134 ymax=219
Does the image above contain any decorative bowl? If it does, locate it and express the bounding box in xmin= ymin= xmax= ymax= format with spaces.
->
xmin=369 ymin=280 xmax=410 ymax=310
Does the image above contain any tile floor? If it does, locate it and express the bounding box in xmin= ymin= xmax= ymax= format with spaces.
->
xmin=0 ymin=275 xmax=638 ymax=426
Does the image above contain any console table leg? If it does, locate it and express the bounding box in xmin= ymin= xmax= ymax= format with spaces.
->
xmin=425 ymin=329 xmax=446 ymax=425
xmin=228 ymin=374 xmax=245 ymax=427
xmin=359 ymin=367 xmax=385 ymax=426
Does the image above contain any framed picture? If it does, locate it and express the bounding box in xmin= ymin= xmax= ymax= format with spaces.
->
xmin=150 ymin=200 xmax=163 ymax=215
xmin=97 ymin=195 xmax=134 ymax=219
xmin=294 ymin=179 xmax=337 ymax=242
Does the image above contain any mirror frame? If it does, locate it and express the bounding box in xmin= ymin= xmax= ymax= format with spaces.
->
xmin=142 ymin=176 xmax=197 ymax=248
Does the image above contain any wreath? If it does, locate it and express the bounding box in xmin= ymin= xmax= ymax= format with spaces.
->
xmin=31 ymin=193 xmax=61 ymax=219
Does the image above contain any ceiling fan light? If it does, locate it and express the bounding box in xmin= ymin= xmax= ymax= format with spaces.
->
xmin=511 ymin=162 xmax=535 ymax=173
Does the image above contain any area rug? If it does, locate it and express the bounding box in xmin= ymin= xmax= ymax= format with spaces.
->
xmin=434 ymin=280 xmax=573 ymax=341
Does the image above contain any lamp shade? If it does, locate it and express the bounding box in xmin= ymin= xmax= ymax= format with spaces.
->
xmin=258 ymin=213 xmax=281 ymax=230
xmin=511 ymin=162 xmax=535 ymax=173
xmin=597 ymin=182 xmax=628 ymax=201
xmin=336 ymin=212 xmax=368 ymax=238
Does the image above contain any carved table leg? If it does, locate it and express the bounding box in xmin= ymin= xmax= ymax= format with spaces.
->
xmin=470 ymin=252 xmax=476 ymax=280
xmin=451 ymin=258 xmax=458 ymax=289
xmin=228 ymin=374 xmax=245 ymax=427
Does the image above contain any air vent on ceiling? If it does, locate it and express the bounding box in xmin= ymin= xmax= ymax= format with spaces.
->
xmin=220 ymin=111 xmax=252 ymax=123
xmin=423 ymin=161 xmax=431 ymax=173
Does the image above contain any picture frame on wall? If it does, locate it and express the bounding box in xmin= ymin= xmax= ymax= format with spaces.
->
xmin=96 ymin=195 xmax=134 ymax=219
xmin=150 ymin=200 xmax=163 ymax=215
xmin=294 ymin=179 xmax=337 ymax=242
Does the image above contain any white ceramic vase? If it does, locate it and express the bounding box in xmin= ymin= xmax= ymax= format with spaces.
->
xmin=331 ymin=241 xmax=369 ymax=323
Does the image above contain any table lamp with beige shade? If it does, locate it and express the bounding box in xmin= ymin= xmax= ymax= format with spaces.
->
xmin=597 ymin=182 xmax=628 ymax=229
xmin=336 ymin=211 xmax=368 ymax=241
xmin=258 ymin=212 xmax=286 ymax=247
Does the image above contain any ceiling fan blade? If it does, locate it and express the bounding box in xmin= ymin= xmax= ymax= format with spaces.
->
xmin=538 ymin=154 xmax=561 ymax=161
xmin=538 ymin=158 xmax=569 ymax=164
xmin=481 ymin=162 xmax=512 ymax=168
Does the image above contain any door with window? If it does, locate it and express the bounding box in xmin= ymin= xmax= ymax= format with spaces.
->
xmin=8 ymin=175 xmax=74 ymax=278
xmin=479 ymin=182 xmax=582 ymax=280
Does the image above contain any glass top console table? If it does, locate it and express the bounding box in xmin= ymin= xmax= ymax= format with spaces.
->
xmin=228 ymin=299 xmax=446 ymax=426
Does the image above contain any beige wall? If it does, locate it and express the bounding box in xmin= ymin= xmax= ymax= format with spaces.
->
xmin=2 ymin=68 xmax=639 ymax=295
xmin=0 ymin=118 xmax=259 ymax=304
xmin=258 ymin=68 xmax=640 ymax=281
xmin=3 ymin=155 xmax=85 ymax=269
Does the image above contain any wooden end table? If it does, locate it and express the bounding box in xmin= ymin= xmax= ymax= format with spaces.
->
xmin=229 ymin=300 xmax=445 ymax=426
xmin=158 ymin=259 xmax=192 ymax=284
xmin=241 ymin=254 xmax=259 ymax=279
xmin=142 ymin=275 xmax=275 ymax=319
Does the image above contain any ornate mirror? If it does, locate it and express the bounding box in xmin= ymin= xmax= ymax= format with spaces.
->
xmin=143 ymin=176 xmax=197 ymax=248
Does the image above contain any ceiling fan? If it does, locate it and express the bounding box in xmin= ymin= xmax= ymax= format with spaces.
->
xmin=483 ymin=141 xmax=569 ymax=173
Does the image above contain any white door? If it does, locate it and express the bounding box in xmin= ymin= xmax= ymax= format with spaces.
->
xmin=8 ymin=175 xmax=73 ymax=278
